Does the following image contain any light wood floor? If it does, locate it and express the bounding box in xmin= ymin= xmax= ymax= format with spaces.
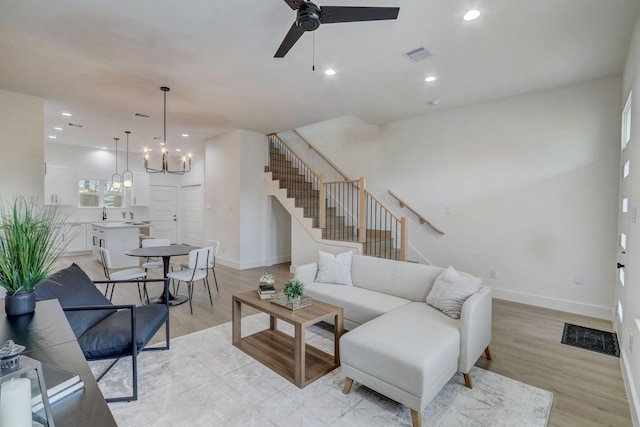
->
xmin=58 ymin=253 xmax=632 ymax=427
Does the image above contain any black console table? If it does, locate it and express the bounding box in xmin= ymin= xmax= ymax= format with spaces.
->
xmin=0 ymin=299 xmax=117 ymax=426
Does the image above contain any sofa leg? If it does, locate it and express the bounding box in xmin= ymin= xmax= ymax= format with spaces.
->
xmin=463 ymin=373 xmax=472 ymax=388
xmin=485 ymin=346 xmax=492 ymax=360
xmin=343 ymin=377 xmax=353 ymax=394
xmin=410 ymin=409 xmax=422 ymax=427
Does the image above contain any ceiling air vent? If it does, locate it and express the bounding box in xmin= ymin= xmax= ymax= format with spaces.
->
xmin=403 ymin=47 xmax=432 ymax=63
xmin=133 ymin=112 xmax=151 ymax=118
xmin=67 ymin=123 xmax=83 ymax=128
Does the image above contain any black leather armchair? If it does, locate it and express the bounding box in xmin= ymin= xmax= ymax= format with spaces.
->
xmin=36 ymin=263 xmax=170 ymax=402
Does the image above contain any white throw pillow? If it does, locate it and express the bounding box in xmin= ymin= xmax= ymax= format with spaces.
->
xmin=315 ymin=251 xmax=354 ymax=286
xmin=426 ymin=266 xmax=482 ymax=319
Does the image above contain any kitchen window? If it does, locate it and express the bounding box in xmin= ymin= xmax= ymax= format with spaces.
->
xmin=78 ymin=179 xmax=123 ymax=208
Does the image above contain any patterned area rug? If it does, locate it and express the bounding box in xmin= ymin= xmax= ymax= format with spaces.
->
xmin=96 ymin=314 xmax=553 ymax=427
xmin=561 ymin=323 xmax=620 ymax=357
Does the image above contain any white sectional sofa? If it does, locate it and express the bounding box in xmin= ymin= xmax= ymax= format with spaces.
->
xmin=294 ymin=253 xmax=492 ymax=427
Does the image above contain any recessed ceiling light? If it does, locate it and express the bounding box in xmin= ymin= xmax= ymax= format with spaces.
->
xmin=48 ymin=135 xmax=57 ymax=139
xmin=463 ymin=10 xmax=480 ymax=21
xmin=428 ymin=99 xmax=441 ymax=106
xmin=100 ymin=147 xmax=108 ymax=150
xmin=54 ymin=127 xmax=63 ymax=131
xmin=425 ymin=76 xmax=437 ymax=82
xmin=175 ymin=148 xmax=182 ymax=152
xmin=181 ymin=133 xmax=189 ymax=138
xmin=61 ymin=112 xmax=72 ymax=117
xmin=146 ymin=148 xmax=153 ymax=152
xmin=324 ymin=69 xmax=336 ymax=76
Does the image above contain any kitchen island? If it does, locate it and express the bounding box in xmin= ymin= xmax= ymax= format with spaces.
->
xmin=91 ymin=222 xmax=147 ymax=268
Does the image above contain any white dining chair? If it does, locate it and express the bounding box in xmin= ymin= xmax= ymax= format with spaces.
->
xmin=99 ymin=247 xmax=148 ymax=303
xmin=180 ymin=240 xmax=220 ymax=293
xmin=141 ymin=238 xmax=173 ymax=273
xmin=168 ymin=247 xmax=212 ymax=314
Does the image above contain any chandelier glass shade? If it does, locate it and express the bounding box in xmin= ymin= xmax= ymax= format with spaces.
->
xmin=111 ymin=137 xmax=122 ymax=190
xmin=144 ymin=86 xmax=192 ymax=175
xmin=122 ymin=131 xmax=133 ymax=188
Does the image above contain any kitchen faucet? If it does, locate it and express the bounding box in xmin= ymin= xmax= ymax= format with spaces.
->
xmin=102 ymin=207 xmax=107 ymax=221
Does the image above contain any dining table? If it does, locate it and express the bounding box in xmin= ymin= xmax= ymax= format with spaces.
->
xmin=125 ymin=244 xmax=199 ymax=306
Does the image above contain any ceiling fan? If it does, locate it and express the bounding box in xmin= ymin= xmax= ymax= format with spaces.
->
xmin=274 ymin=0 xmax=400 ymax=58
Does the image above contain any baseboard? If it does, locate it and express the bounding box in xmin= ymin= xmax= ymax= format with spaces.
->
xmin=621 ymin=349 xmax=640 ymax=427
xmin=491 ymin=287 xmax=612 ymax=320
xmin=216 ymin=256 xmax=268 ymax=270
xmin=266 ymin=255 xmax=291 ymax=266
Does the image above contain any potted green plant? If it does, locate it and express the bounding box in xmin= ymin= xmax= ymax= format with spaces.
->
xmin=0 ymin=196 xmax=72 ymax=316
xmin=283 ymin=279 xmax=304 ymax=301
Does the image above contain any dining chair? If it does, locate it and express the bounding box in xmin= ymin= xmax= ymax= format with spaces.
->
xmin=99 ymin=247 xmax=148 ymax=303
xmin=180 ymin=240 xmax=220 ymax=292
xmin=168 ymin=247 xmax=212 ymax=314
xmin=141 ymin=238 xmax=173 ymax=273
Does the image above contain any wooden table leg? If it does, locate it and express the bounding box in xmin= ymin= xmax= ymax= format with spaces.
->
xmin=294 ymin=323 xmax=305 ymax=387
xmin=270 ymin=315 xmax=276 ymax=330
xmin=232 ymin=297 xmax=241 ymax=344
xmin=334 ymin=310 xmax=344 ymax=364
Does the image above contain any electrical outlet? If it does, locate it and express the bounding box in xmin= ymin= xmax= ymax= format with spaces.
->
xmin=574 ymin=274 xmax=584 ymax=285
xmin=490 ymin=270 xmax=497 ymax=280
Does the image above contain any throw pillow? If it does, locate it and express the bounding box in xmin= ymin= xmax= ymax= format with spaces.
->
xmin=426 ymin=266 xmax=482 ymax=319
xmin=315 ymin=250 xmax=354 ymax=286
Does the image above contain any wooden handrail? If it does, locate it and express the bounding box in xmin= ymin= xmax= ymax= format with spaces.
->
xmin=324 ymin=179 xmax=360 ymax=185
xmin=292 ymin=129 xmax=352 ymax=181
xmin=388 ymin=190 xmax=445 ymax=235
xmin=270 ymin=134 xmax=321 ymax=180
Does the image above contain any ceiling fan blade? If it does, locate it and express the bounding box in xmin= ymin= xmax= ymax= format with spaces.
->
xmin=320 ymin=6 xmax=399 ymax=24
xmin=274 ymin=23 xmax=306 ymax=58
xmin=283 ymin=0 xmax=305 ymax=10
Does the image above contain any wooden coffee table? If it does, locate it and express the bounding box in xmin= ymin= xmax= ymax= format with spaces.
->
xmin=232 ymin=290 xmax=344 ymax=388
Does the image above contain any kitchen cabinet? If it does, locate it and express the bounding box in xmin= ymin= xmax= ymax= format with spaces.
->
xmin=91 ymin=223 xmax=142 ymax=268
xmin=65 ymin=223 xmax=87 ymax=253
xmin=45 ymin=165 xmax=77 ymax=206
xmin=130 ymin=173 xmax=150 ymax=206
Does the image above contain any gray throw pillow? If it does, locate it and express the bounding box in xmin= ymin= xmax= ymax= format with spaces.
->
xmin=426 ymin=266 xmax=482 ymax=319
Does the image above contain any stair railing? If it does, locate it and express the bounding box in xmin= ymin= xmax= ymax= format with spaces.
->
xmin=268 ymin=134 xmax=408 ymax=261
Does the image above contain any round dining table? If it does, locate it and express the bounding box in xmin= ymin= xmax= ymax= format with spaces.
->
xmin=125 ymin=244 xmax=198 ymax=306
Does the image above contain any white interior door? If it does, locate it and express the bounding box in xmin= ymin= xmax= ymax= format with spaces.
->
xmin=149 ymin=185 xmax=177 ymax=243
xmin=615 ymin=92 xmax=632 ymax=333
xmin=181 ymin=185 xmax=203 ymax=246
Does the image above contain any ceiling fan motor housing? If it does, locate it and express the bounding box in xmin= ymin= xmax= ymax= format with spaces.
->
xmin=296 ymin=2 xmax=321 ymax=31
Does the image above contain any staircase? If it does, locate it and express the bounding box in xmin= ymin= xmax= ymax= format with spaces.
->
xmin=266 ymin=135 xmax=406 ymax=261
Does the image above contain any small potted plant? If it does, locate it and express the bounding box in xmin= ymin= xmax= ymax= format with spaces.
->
xmin=0 ymin=196 xmax=72 ymax=316
xmin=283 ymin=279 xmax=304 ymax=302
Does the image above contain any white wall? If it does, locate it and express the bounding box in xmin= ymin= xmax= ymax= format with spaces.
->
xmin=0 ymin=89 xmax=44 ymax=202
xmin=204 ymin=129 xmax=268 ymax=269
xmin=268 ymin=197 xmax=291 ymax=265
xmin=297 ymin=75 xmax=621 ymax=320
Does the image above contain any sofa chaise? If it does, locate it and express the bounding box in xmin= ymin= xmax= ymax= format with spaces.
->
xmin=294 ymin=252 xmax=492 ymax=427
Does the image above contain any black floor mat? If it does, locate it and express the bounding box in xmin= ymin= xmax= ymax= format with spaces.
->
xmin=561 ymin=323 xmax=620 ymax=357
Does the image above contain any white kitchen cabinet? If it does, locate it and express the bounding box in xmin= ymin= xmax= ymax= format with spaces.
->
xmin=91 ymin=223 xmax=141 ymax=268
xmin=44 ymin=165 xmax=77 ymax=206
xmin=130 ymin=173 xmax=150 ymax=206
xmin=65 ymin=223 xmax=88 ymax=253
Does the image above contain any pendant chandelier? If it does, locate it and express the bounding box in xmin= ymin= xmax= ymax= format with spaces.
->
xmin=111 ymin=137 xmax=122 ymax=189
xmin=122 ymin=131 xmax=133 ymax=188
xmin=144 ymin=86 xmax=192 ymax=174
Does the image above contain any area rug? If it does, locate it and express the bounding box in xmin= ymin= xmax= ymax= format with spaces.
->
xmin=561 ymin=323 xmax=620 ymax=357
xmin=95 ymin=314 xmax=553 ymax=426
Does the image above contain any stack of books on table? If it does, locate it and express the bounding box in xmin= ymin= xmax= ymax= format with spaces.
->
xmin=32 ymin=364 xmax=85 ymax=412
xmin=258 ymin=284 xmax=276 ymax=300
